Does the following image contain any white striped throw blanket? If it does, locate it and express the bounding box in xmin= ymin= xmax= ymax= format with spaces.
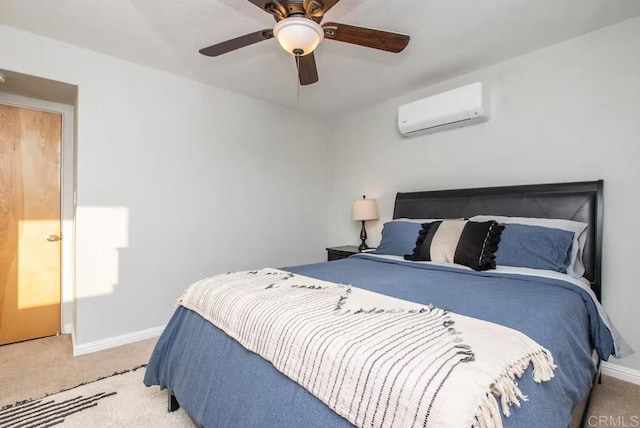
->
xmin=178 ymin=269 xmax=556 ymax=428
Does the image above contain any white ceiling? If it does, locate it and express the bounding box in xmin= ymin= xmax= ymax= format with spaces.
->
xmin=1 ymin=0 xmax=639 ymax=116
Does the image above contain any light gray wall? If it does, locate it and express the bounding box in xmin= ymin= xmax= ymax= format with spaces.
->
xmin=0 ymin=25 xmax=329 ymax=345
xmin=326 ymin=17 xmax=640 ymax=371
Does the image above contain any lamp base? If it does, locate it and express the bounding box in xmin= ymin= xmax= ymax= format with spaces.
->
xmin=358 ymin=220 xmax=369 ymax=252
xmin=358 ymin=242 xmax=370 ymax=252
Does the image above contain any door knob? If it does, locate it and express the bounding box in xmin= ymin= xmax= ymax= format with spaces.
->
xmin=46 ymin=234 xmax=62 ymax=242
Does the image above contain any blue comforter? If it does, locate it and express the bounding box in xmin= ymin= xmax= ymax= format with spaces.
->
xmin=144 ymin=255 xmax=613 ymax=428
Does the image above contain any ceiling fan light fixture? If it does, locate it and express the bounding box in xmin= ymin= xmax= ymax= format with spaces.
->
xmin=273 ymin=17 xmax=324 ymax=56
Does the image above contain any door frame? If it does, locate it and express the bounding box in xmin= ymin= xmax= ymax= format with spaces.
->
xmin=0 ymin=92 xmax=76 ymax=336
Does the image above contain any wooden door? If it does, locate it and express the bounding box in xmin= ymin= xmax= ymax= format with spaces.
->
xmin=0 ymin=104 xmax=62 ymax=345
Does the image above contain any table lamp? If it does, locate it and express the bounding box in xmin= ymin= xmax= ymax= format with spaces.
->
xmin=352 ymin=195 xmax=379 ymax=252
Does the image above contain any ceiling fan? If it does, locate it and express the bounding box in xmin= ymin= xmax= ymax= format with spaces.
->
xmin=199 ymin=0 xmax=410 ymax=85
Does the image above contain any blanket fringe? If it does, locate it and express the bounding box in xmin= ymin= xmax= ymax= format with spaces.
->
xmin=472 ymin=348 xmax=556 ymax=428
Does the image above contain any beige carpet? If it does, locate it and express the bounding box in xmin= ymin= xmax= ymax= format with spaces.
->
xmin=0 ymin=335 xmax=155 ymax=408
xmin=1 ymin=335 xmax=639 ymax=425
xmin=589 ymin=374 xmax=640 ymax=422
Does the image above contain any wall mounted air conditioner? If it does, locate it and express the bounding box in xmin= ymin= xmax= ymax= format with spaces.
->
xmin=398 ymin=82 xmax=489 ymax=137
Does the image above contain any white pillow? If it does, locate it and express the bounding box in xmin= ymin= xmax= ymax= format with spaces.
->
xmin=470 ymin=215 xmax=588 ymax=278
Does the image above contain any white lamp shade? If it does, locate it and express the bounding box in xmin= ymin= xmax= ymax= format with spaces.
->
xmin=353 ymin=199 xmax=379 ymax=221
xmin=273 ymin=17 xmax=324 ymax=56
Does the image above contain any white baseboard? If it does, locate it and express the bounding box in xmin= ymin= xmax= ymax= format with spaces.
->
xmin=73 ymin=325 xmax=165 ymax=357
xmin=61 ymin=323 xmax=73 ymax=335
xmin=601 ymin=361 xmax=640 ymax=385
xmin=71 ymin=325 xmax=77 ymax=351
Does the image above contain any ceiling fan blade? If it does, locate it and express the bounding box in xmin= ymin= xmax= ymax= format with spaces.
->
xmin=199 ymin=30 xmax=274 ymax=57
xmin=322 ymin=22 xmax=410 ymax=53
xmin=302 ymin=0 xmax=340 ymax=21
xmin=296 ymin=53 xmax=319 ymax=85
xmin=303 ymin=0 xmax=324 ymax=17
xmin=246 ymin=0 xmax=286 ymax=20
xmin=319 ymin=0 xmax=342 ymax=14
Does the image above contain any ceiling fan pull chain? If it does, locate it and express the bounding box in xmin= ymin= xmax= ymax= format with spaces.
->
xmin=295 ymin=54 xmax=301 ymax=108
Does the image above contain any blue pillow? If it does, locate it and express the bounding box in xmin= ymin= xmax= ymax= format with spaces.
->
xmin=495 ymin=223 xmax=574 ymax=273
xmin=374 ymin=221 xmax=423 ymax=256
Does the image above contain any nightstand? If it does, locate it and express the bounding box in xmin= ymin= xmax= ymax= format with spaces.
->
xmin=326 ymin=245 xmax=375 ymax=261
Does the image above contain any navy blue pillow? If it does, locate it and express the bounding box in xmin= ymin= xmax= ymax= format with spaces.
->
xmin=374 ymin=221 xmax=423 ymax=256
xmin=495 ymin=223 xmax=574 ymax=273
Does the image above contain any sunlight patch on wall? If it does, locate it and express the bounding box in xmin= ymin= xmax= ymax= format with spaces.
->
xmin=75 ymin=207 xmax=129 ymax=299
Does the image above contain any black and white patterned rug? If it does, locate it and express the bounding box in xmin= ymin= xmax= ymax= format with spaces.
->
xmin=0 ymin=366 xmax=194 ymax=427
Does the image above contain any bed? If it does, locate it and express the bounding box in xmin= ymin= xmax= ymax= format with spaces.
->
xmin=144 ymin=180 xmax=628 ymax=428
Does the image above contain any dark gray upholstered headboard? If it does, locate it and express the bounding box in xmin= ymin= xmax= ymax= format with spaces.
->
xmin=393 ymin=181 xmax=603 ymax=301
